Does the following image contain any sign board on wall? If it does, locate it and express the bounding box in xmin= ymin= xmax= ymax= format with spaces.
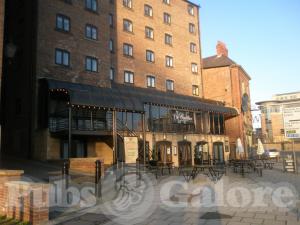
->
xmin=283 ymin=105 xmax=300 ymax=138
xmin=171 ymin=110 xmax=194 ymax=124
xmin=124 ymin=137 xmax=138 ymax=164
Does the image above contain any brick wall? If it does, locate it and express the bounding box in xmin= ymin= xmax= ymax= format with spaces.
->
xmin=69 ymin=158 xmax=104 ymax=175
xmin=115 ymin=0 xmax=203 ymax=97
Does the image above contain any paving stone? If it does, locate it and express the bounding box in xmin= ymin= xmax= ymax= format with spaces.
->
xmin=263 ymin=219 xmax=286 ymax=225
xmin=62 ymin=219 xmax=95 ymax=225
xmin=255 ymin=213 xmax=276 ymax=220
xmin=227 ymin=222 xmax=251 ymax=225
xmin=235 ymin=212 xmax=255 ymax=218
xmin=241 ymin=217 xmax=263 ymax=224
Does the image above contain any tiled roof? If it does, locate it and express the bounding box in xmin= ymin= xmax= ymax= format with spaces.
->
xmin=203 ymin=55 xmax=237 ymax=69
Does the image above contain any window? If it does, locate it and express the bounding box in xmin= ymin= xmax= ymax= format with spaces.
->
xmin=189 ymin=23 xmax=195 ymax=33
xmin=124 ymin=71 xmax=134 ymax=84
xmin=165 ymin=34 xmax=172 ymax=45
xmin=163 ymin=13 xmax=171 ymax=24
xmin=188 ymin=5 xmax=194 ymax=15
xmin=110 ymin=67 xmax=114 ymax=80
xmin=191 ymin=63 xmax=198 ymax=73
xmin=123 ymin=19 xmax=133 ymax=32
xmin=165 ymin=56 xmax=173 ymax=67
xmin=166 ymin=80 xmax=174 ymax=91
xmin=192 ymin=85 xmax=199 ymax=96
xmin=123 ymin=0 xmax=132 ymax=8
xmin=145 ymin=27 xmax=154 ymax=39
xmin=147 ymin=76 xmax=156 ymax=88
xmin=85 ymin=56 xmax=98 ymax=72
xmin=146 ymin=50 xmax=155 ymax=62
xmin=123 ymin=43 xmax=133 ymax=57
xmin=56 ymin=14 xmax=70 ymax=32
xmin=85 ymin=24 xmax=97 ymax=40
xmin=109 ymin=39 xmax=114 ymax=52
xmin=55 ymin=49 xmax=70 ymax=67
xmin=190 ymin=43 xmax=197 ymax=53
xmin=109 ymin=14 xmax=114 ymax=27
xmin=163 ymin=0 xmax=170 ymax=5
xmin=85 ymin=0 xmax=98 ymax=12
xmin=144 ymin=4 xmax=153 ymax=17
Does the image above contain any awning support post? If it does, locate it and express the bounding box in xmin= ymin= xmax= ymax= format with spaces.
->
xmin=112 ymin=110 xmax=117 ymax=165
xmin=68 ymin=106 xmax=72 ymax=159
xmin=142 ymin=113 xmax=146 ymax=168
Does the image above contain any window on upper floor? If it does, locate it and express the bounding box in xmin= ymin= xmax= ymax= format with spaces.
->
xmin=165 ymin=56 xmax=173 ymax=67
xmin=165 ymin=34 xmax=172 ymax=45
xmin=110 ymin=67 xmax=115 ymax=80
xmin=109 ymin=39 xmax=114 ymax=52
xmin=191 ymin=63 xmax=198 ymax=74
xmin=188 ymin=5 xmax=194 ymax=16
xmin=56 ymin=14 xmax=70 ymax=32
xmin=145 ymin=27 xmax=154 ymax=39
xmin=123 ymin=19 xmax=133 ymax=32
xmin=144 ymin=4 xmax=153 ymax=17
xmin=163 ymin=0 xmax=170 ymax=5
xmin=85 ymin=24 xmax=97 ymax=40
xmin=85 ymin=56 xmax=98 ymax=72
xmin=85 ymin=0 xmax=98 ymax=12
xmin=166 ymin=80 xmax=174 ymax=91
xmin=163 ymin=13 xmax=171 ymax=25
xmin=123 ymin=43 xmax=133 ymax=57
xmin=189 ymin=23 xmax=196 ymax=34
xmin=192 ymin=85 xmax=199 ymax=96
xmin=190 ymin=43 xmax=197 ymax=53
xmin=124 ymin=71 xmax=134 ymax=84
xmin=147 ymin=76 xmax=156 ymax=88
xmin=123 ymin=0 xmax=132 ymax=9
xmin=55 ymin=49 xmax=70 ymax=67
xmin=146 ymin=50 xmax=155 ymax=63
xmin=109 ymin=14 xmax=114 ymax=27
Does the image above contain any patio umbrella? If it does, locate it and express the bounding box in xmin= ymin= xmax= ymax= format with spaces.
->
xmin=257 ymin=139 xmax=265 ymax=157
xmin=236 ymin=138 xmax=244 ymax=159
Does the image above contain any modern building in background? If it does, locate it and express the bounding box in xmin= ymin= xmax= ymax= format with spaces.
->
xmin=256 ymin=92 xmax=300 ymax=145
xmin=202 ymin=42 xmax=253 ymax=158
xmin=1 ymin=0 xmax=238 ymax=167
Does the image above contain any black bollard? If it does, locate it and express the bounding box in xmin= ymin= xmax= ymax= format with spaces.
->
xmin=62 ymin=160 xmax=70 ymax=204
xmin=95 ymin=160 xmax=102 ymax=198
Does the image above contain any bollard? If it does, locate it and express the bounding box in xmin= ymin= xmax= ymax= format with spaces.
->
xmin=95 ymin=160 xmax=102 ymax=199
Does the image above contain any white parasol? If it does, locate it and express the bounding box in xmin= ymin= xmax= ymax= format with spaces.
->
xmin=257 ymin=139 xmax=265 ymax=156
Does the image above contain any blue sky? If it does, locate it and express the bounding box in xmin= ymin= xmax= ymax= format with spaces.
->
xmin=190 ymin=0 xmax=300 ymax=106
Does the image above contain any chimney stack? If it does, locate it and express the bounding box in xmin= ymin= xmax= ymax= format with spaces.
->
xmin=216 ymin=41 xmax=228 ymax=57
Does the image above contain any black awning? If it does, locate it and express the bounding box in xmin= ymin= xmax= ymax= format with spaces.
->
xmin=43 ymin=78 xmax=238 ymax=115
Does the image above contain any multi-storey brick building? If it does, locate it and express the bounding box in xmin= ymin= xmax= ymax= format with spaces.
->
xmin=202 ymin=42 xmax=253 ymax=158
xmin=2 ymin=0 xmax=238 ymax=166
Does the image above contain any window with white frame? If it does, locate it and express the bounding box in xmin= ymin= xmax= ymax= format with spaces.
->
xmin=55 ymin=49 xmax=70 ymax=67
xmin=85 ymin=56 xmax=98 ymax=72
xmin=188 ymin=5 xmax=194 ymax=16
xmin=124 ymin=71 xmax=134 ymax=84
xmin=192 ymin=85 xmax=199 ymax=96
xmin=147 ymin=76 xmax=156 ymax=88
xmin=166 ymin=80 xmax=174 ymax=91
xmin=123 ymin=19 xmax=133 ymax=32
xmin=163 ymin=0 xmax=170 ymax=5
xmin=85 ymin=0 xmax=98 ymax=12
xmin=189 ymin=23 xmax=195 ymax=33
xmin=85 ymin=24 xmax=97 ymax=40
xmin=123 ymin=43 xmax=133 ymax=57
xmin=163 ymin=13 xmax=171 ymax=24
xmin=165 ymin=56 xmax=173 ymax=67
xmin=123 ymin=0 xmax=132 ymax=8
xmin=146 ymin=50 xmax=155 ymax=62
xmin=191 ymin=63 xmax=198 ymax=73
xmin=109 ymin=67 xmax=115 ymax=80
xmin=165 ymin=34 xmax=172 ymax=45
xmin=190 ymin=43 xmax=197 ymax=53
xmin=144 ymin=4 xmax=153 ymax=17
xmin=56 ymin=14 xmax=70 ymax=32
xmin=145 ymin=27 xmax=154 ymax=39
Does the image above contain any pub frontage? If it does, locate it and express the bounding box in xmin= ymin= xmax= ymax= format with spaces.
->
xmin=36 ymin=79 xmax=238 ymax=168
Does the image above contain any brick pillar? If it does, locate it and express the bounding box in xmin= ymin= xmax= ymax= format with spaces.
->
xmin=5 ymin=181 xmax=49 ymax=225
xmin=0 ymin=170 xmax=24 ymax=216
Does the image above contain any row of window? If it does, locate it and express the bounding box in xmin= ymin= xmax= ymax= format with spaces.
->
xmin=123 ymin=43 xmax=198 ymax=73
xmin=54 ymin=48 xmax=199 ymax=95
xmin=124 ymin=0 xmax=196 ymax=16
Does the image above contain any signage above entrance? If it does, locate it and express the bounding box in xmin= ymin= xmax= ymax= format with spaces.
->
xmin=171 ymin=110 xmax=194 ymax=125
xmin=124 ymin=137 xmax=138 ymax=164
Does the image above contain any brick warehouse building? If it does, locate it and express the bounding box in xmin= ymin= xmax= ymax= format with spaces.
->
xmin=202 ymin=42 xmax=253 ymax=159
xmin=1 ymin=0 xmax=238 ymax=167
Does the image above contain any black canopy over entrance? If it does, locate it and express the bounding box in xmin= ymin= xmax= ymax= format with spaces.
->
xmin=41 ymin=78 xmax=239 ymax=115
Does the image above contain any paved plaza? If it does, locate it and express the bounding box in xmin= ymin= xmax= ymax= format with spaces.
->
xmin=48 ymin=163 xmax=300 ymax=225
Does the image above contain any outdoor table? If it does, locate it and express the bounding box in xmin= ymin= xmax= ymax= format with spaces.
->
xmin=178 ymin=166 xmax=195 ymax=182
xmin=232 ymin=160 xmax=251 ymax=177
